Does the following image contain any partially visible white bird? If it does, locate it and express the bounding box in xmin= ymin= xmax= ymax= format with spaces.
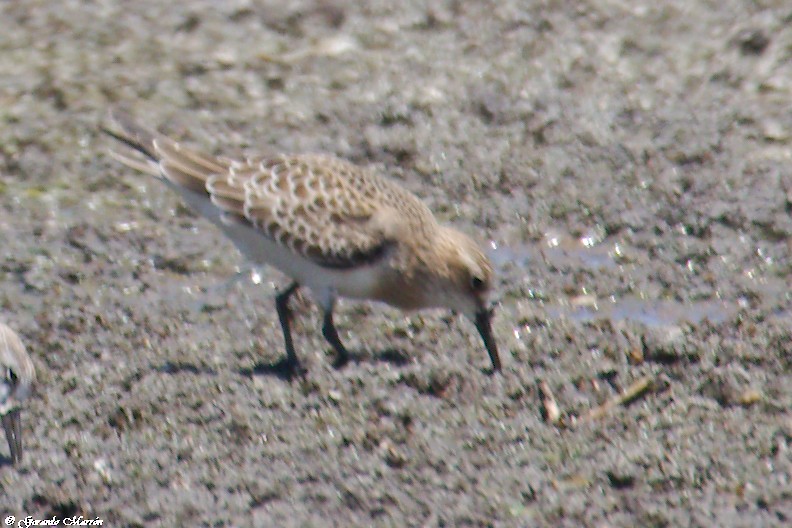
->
xmin=0 ymin=322 xmax=35 ymax=465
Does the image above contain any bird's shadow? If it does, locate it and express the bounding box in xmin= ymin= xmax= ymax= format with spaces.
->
xmin=331 ymin=347 xmax=412 ymax=369
xmin=240 ymin=347 xmax=411 ymax=380
xmin=241 ymin=357 xmax=307 ymax=381
xmin=154 ymin=361 xmax=218 ymax=376
xmin=366 ymin=347 xmax=411 ymax=366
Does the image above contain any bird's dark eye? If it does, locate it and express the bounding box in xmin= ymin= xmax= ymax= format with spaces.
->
xmin=471 ymin=276 xmax=485 ymax=291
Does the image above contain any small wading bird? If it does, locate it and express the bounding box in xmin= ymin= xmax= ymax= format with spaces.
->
xmin=103 ymin=110 xmax=500 ymax=376
xmin=0 ymin=322 xmax=35 ymax=465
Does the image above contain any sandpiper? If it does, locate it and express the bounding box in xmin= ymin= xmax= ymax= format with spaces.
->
xmin=0 ymin=322 xmax=35 ymax=465
xmin=104 ymin=110 xmax=500 ymax=374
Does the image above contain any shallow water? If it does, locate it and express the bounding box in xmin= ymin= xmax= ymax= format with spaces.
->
xmin=550 ymin=296 xmax=737 ymax=327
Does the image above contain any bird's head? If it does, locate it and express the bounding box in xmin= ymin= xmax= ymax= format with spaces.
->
xmin=432 ymin=227 xmax=500 ymax=370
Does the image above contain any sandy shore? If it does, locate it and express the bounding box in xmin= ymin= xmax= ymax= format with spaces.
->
xmin=0 ymin=1 xmax=790 ymax=526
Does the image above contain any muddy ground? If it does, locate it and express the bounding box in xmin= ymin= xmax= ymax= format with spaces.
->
xmin=0 ymin=0 xmax=790 ymax=526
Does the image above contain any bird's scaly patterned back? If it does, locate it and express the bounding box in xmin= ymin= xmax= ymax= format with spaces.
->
xmin=208 ymin=154 xmax=437 ymax=268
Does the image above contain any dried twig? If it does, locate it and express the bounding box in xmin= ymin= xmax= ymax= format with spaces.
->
xmin=538 ymin=380 xmax=562 ymax=424
xmin=583 ymin=375 xmax=653 ymax=422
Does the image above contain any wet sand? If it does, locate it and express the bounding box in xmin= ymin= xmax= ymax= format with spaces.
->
xmin=0 ymin=1 xmax=790 ymax=526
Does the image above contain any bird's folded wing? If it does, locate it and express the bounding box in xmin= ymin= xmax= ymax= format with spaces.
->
xmin=207 ymin=155 xmax=396 ymax=268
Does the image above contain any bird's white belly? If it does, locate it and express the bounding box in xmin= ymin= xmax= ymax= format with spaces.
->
xmin=167 ymin=181 xmax=385 ymax=308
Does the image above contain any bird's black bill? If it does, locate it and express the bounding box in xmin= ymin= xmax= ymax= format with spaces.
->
xmin=475 ymin=309 xmax=500 ymax=371
xmin=2 ymin=409 xmax=23 ymax=465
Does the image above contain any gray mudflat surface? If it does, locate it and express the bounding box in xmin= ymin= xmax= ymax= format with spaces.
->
xmin=0 ymin=1 xmax=790 ymax=526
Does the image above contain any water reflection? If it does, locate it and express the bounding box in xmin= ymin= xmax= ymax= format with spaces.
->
xmin=490 ymin=235 xmax=737 ymax=327
xmin=548 ymin=296 xmax=736 ymax=326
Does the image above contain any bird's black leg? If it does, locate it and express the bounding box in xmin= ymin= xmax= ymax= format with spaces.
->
xmin=322 ymin=306 xmax=351 ymax=368
xmin=274 ymin=282 xmax=303 ymax=375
